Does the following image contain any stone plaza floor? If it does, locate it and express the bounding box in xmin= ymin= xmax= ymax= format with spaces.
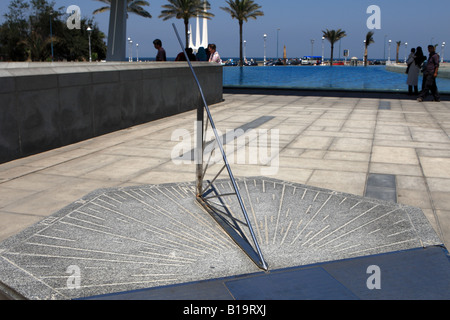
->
xmin=0 ymin=91 xmax=449 ymax=299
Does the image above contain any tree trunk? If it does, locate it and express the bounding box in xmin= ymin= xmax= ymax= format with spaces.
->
xmin=184 ymin=20 xmax=189 ymax=49
xmin=239 ymin=21 xmax=243 ymax=67
xmin=364 ymin=46 xmax=368 ymax=67
xmin=330 ymin=43 xmax=334 ymax=66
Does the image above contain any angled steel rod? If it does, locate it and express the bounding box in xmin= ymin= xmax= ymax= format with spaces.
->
xmin=172 ymin=23 xmax=268 ymax=271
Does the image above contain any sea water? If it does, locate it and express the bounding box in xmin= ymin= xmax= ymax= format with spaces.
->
xmin=223 ymin=65 xmax=450 ymax=93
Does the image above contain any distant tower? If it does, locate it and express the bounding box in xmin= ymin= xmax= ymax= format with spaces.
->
xmin=189 ymin=5 xmax=209 ymax=52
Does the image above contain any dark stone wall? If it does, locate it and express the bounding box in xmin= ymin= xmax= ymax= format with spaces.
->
xmin=0 ymin=62 xmax=223 ymax=164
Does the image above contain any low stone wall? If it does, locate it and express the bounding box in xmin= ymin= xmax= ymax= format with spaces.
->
xmin=386 ymin=63 xmax=450 ymax=79
xmin=0 ymin=62 xmax=223 ymax=164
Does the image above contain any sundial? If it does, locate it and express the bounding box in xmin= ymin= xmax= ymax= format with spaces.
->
xmin=0 ymin=26 xmax=443 ymax=300
xmin=0 ymin=177 xmax=441 ymax=299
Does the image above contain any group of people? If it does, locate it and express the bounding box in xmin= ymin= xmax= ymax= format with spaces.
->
xmin=406 ymin=45 xmax=440 ymax=102
xmin=152 ymin=39 xmax=222 ymax=64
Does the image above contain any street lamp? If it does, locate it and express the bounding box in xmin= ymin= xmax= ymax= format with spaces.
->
xmin=243 ymin=40 xmax=247 ymax=63
xmin=321 ymin=36 xmax=325 ymax=65
xmin=388 ymin=39 xmax=392 ymax=64
xmin=263 ymin=34 xmax=267 ymax=65
xmin=136 ymin=43 xmax=139 ymax=62
xmin=442 ymin=42 xmax=446 ymax=63
xmin=128 ymin=37 xmax=132 ymax=62
xmin=277 ymin=28 xmax=280 ymax=60
xmin=404 ymin=42 xmax=408 ymax=63
xmin=87 ymin=26 xmax=92 ymax=62
xmin=49 ymin=10 xmax=54 ymax=61
xmin=310 ymin=39 xmax=314 ymax=56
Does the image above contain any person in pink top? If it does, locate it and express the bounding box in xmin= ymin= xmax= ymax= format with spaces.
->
xmin=208 ymin=44 xmax=222 ymax=64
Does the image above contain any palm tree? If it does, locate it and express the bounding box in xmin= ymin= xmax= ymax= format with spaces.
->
xmin=93 ymin=0 xmax=152 ymax=19
xmin=220 ymin=0 xmax=263 ymax=67
xmin=159 ymin=0 xmax=214 ymax=49
xmin=364 ymin=31 xmax=375 ymax=67
xmin=396 ymin=41 xmax=401 ymax=63
xmin=322 ymin=28 xmax=346 ymax=66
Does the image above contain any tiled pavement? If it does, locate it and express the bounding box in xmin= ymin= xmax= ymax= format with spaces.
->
xmin=1 ymin=92 xmax=449 ymax=247
xmin=0 ymin=92 xmax=449 ymax=299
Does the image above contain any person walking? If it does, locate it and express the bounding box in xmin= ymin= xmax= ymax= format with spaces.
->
xmin=153 ymin=39 xmax=167 ymax=61
xmin=417 ymin=45 xmax=440 ymax=102
xmin=407 ymin=47 xmax=426 ymax=95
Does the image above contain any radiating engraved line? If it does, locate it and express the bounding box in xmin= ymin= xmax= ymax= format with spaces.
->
xmin=57 ymin=221 xmax=207 ymax=255
xmin=153 ymin=189 xmax=232 ymax=248
xmin=315 ymin=206 xmax=396 ymax=248
xmin=339 ymin=197 xmax=347 ymax=205
xmin=54 ymin=279 xmax=180 ymax=290
xmin=335 ymin=243 xmax=361 ymax=253
xmin=350 ymin=201 xmax=361 ymax=210
xmin=0 ymin=256 xmax=69 ymax=299
xmin=66 ymin=215 xmax=113 ymax=230
xmin=280 ymin=220 xmax=293 ymax=246
xmin=102 ymin=194 xmax=123 ymax=205
xmin=264 ymin=215 xmax=269 ymax=245
xmin=4 ymin=251 xmax=186 ymax=267
xmin=95 ymin=197 xmax=118 ymax=208
xmin=313 ymin=192 xmax=320 ymax=202
xmin=98 ymin=191 xmax=222 ymax=251
xmin=151 ymin=196 xmax=231 ymax=249
xmin=347 ymin=239 xmax=418 ymax=255
xmin=273 ymin=184 xmax=286 ymax=245
xmin=74 ymin=210 xmax=105 ymax=221
xmin=33 ymin=234 xmax=76 ymax=242
xmin=113 ymin=192 xmax=127 ymax=201
xmin=387 ymin=229 xmax=414 ymax=237
xmin=301 ymin=188 xmax=307 ymax=200
xmin=23 ymin=242 xmax=193 ymax=264
xmin=291 ymin=194 xmax=333 ymax=245
xmin=243 ymin=179 xmax=263 ymax=244
xmin=302 ymin=225 xmax=330 ymax=247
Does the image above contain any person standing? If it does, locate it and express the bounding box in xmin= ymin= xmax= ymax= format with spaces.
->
xmin=407 ymin=47 xmax=425 ymax=95
xmin=417 ymin=45 xmax=440 ymax=102
xmin=208 ymin=44 xmax=222 ymax=64
xmin=153 ymin=39 xmax=167 ymax=61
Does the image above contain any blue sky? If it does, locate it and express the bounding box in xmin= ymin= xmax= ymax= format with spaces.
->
xmin=1 ymin=0 xmax=449 ymax=60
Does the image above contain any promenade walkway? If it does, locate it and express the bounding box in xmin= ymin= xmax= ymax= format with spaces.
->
xmin=0 ymin=91 xmax=449 ymax=300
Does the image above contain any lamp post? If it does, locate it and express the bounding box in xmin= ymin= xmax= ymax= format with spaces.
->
xmin=321 ymin=36 xmax=325 ymax=65
xmin=127 ymin=37 xmax=132 ymax=62
xmin=404 ymin=42 xmax=408 ymax=63
xmin=136 ymin=43 xmax=139 ymax=62
xmin=49 ymin=10 xmax=54 ymax=61
xmin=310 ymin=39 xmax=314 ymax=56
xmin=87 ymin=26 xmax=92 ymax=62
xmin=442 ymin=42 xmax=446 ymax=63
xmin=388 ymin=39 xmax=392 ymax=64
xmin=243 ymin=40 xmax=247 ymax=64
xmin=263 ymin=34 xmax=267 ymax=65
xmin=277 ymin=28 xmax=280 ymax=60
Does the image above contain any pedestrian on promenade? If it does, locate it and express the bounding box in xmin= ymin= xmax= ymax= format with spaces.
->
xmin=417 ymin=45 xmax=440 ymax=102
xmin=153 ymin=39 xmax=167 ymax=61
xmin=208 ymin=44 xmax=222 ymax=64
xmin=407 ymin=47 xmax=426 ymax=95
xmin=196 ymin=47 xmax=208 ymax=61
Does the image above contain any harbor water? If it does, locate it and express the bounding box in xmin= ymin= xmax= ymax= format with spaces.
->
xmin=223 ymin=65 xmax=450 ymax=93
